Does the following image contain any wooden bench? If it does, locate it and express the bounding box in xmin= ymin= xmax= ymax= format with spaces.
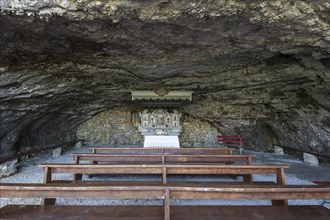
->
xmin=217 ymin=136 xmax=245 ymax=153
xmin=40 ymin=163 xmax=288 ymax=185
xmin=90 ymin=147 xmax=235 ymax=155
xmin=72 ymin=153 xmax=255 ymax=165
xmin=1 ymin=183 xmax=329 ymax=220
xmin=40 ymin=163 xmax=288 ymax=205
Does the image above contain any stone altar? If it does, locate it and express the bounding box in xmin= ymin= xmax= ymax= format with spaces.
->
xmin=143 ymin=135 xmax=180 ymax=148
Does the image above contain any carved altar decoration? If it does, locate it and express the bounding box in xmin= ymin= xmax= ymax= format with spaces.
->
xmin=139 ymin=109 xmax=182 ymax=136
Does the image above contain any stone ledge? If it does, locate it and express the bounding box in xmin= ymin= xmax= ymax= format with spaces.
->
xmin=0 ymin=158 xmax=17 ymax=178
xmin=303 ymin=153 xmax=319 ymax=166
xmin=274 ymin=145 xmax=285 ymax=155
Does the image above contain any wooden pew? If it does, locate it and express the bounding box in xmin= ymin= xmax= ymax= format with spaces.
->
xmin=72 ymin=153 xmax=255 ymax=165
xmin=90 ymin=147 xmax=235 ymax=155
xmin=1 ymin=183 xmax=329 ymax=220
xmin=40 ymin=163 xmax=288 ymax=205
xmin=40 ymin=163 xmax=288 ymax=185
xmin=217 ymin=135 xmax=246 ymax=153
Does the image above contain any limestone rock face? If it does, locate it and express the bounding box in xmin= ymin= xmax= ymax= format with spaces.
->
xmin=0 ymin=1 xmax=329 ymax=156
xmin=76 ymin=107 xmax=218 ymax=148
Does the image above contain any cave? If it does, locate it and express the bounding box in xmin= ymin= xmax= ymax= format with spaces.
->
xmin=0 ymin=1 xmax=329 ymax=162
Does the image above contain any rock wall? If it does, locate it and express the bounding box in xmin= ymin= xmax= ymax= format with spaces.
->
xmin=0 ymin=0 xmax=329 ymax=158
xmin=77 ymin=107 xmax=219 ymax=147
xmin=180 ymin=116 xmax=218 ymax=148
xmin=77 ymin=108 xmax=143 ymax=146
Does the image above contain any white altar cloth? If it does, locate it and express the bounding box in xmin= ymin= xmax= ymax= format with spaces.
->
xmin=143 ymin=135 xmax=180 ymax=148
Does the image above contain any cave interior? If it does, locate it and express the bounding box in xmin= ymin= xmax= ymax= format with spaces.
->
xmin=0 ymin=0 xmax=329 ymax=160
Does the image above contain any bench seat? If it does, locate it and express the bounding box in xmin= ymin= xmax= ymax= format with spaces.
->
xmin=49 ymin=180 xmax=277 ymax=186
xmin=1 ymin=205 xmax=329 ymax=220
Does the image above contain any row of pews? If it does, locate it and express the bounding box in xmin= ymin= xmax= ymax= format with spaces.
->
xmin=1 ymin=147 xmax=329 ymax=219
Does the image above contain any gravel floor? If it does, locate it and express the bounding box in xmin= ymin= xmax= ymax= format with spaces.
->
xmin=1 ymin=145 xmax=329 ymax=208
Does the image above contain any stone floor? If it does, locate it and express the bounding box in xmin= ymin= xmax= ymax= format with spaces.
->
xmin=1 ymin=145 xmax=329 ymax=208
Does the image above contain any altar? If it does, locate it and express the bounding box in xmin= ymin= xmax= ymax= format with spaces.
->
xmin=143 ymin=135 xmax=180 ymax=148
xmin=139 ymin=109 xmax=182 ymax=148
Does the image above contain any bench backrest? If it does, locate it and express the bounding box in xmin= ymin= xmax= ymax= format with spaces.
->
xmin=2 ymin=183 xmax=328 ymax=200
xmin=90 ymin=147 xmax=234 ymax=155
xmin=217 ymin=136 xmax=246 ymax=145
xmin=72 ymin=153 xmax=254 ymax=164
xmin=217 ymin=136 xmax=246 ymax=153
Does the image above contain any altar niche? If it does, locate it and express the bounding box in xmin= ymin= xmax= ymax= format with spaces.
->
xmin=139 ymin=109 xmax=182 ymax=136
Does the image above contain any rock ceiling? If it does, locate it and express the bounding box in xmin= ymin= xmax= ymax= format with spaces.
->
xmin=0 ymin=0 xmax=329 ymax=155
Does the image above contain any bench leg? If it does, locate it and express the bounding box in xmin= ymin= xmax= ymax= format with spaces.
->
xmin=272 ymin=168 xmax=287 ymax=205
xmin=271 ymin=200 xmax=288 ymax=206
xmin=164 ymin=189 xmax=170 ymax=220
xmin=242 ymin=174 xmax=253 ymax=184
xmin=74 ymin=173 xmax=83 ymax=181
xmin=42 ymin=167 xmax=56 ymax=205
xmin=43 ymin=198 xmax=56 ymax=205
xmin=87 ymin=161 xmax=99 ymax=178
xmin=162 ymin=167 xmax=167 ymax=184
